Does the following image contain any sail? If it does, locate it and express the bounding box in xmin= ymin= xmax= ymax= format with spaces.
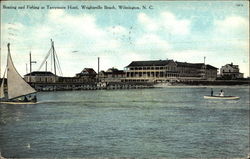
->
xmin=7 ymin=44 xmax=36 ymax=99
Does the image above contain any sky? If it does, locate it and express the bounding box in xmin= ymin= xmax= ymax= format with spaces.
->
xmin=0 ymin=1 xmax=249 ymax=77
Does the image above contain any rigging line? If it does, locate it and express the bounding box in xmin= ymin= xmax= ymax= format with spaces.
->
xmin=56 ymin=62 xmax=63 ymax=76
xmin=38 ymin=47 xmax=52 ymax=71
xmin=51 ymin=48 xmax=53 ymax=73
xmin=54 ymin=57 xmax=62 ymax=76
xmin=54 ymin=50 xmax=63 ymax=76
xmin=56 ymin=61 xmax=63 ymax=76
xmin=56 ymin=55 xmax=63 ymax=76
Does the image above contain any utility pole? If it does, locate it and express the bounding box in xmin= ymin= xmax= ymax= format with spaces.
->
xmin=26 ymin=63 xmax=28 ymax=74
xmin=30 ymin=52 xmax=37 ymax=73
xmin=98 ymin=57 xmax=100 ymax=82
xmin=29 ymin=52 xmax=36 ymax=82
xmin=204 ymin=56 xmax=206 ymax=79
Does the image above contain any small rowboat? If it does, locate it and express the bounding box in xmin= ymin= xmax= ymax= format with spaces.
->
xmin=204 ymin=95 xmax=240 ymax=100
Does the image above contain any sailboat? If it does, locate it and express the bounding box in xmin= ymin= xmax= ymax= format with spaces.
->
xmin=0 ymin=43 xmax=37 ymax=104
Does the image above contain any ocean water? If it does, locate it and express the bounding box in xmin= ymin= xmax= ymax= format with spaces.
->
xmin=0 ymin=86 xmax=249 ymax=158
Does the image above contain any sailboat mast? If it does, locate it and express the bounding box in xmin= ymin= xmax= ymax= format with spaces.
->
xmin=7 ymin=43 xmax=10 ymax=54
xmin=51 ymin=40 xmax=57 ymax=76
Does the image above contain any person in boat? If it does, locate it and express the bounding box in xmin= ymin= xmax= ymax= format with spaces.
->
xmin=23 ymin=96 xmax=28 ymax=102
xmin=219 ymin=89 xmax=224 ymax=96
xmin=32 ymin=95 xmax=37 ymax=102
xmin=211 ymin=88 xmax=213 ymax=96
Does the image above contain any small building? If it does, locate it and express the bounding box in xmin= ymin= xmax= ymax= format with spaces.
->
xmin=99 ymin=68 xmax=125 ymax=82
xmin=24 ymin=71 xmax=58 ymax=83
xmin=75 ymin=68 xmax=97 ymax=82
xmin=220 ymin=63 xmax=244 ymax=79
xmin=76 ymin=68 xmax=97 ymax=79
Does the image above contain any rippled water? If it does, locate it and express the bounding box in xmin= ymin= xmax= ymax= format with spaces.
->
xmin=0 ymin=86 xmax=249 ymax=158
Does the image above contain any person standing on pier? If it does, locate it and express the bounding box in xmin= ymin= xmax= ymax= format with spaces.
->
xmin=211 ymin=88 xmax=213 ymax=96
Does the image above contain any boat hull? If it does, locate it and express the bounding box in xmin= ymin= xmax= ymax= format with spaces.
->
xmin=0 ymin=101 xmax=37 ymax=105
xmin=204 ymin=96 xmax=240 ymax=100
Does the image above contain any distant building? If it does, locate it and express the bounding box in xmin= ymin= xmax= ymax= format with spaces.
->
xmin=74 ymin=68 xmax=97 ymax=82
xmin=76 ymin=68 xmax=97 ymax=78
xmin=24 ymin=71 xmax=58 ymax=83
xmin=124 ymin=59 xmax=217 ymax=82
xmin=176 ymin=62 xmax=217 ymax=81
xmin=24 ymin=68 xmax=98 ymax=84
xmin=99 ymin=68 xmax=125 ymax=82
xmin=220 ymin=63 xmax=244 ymax=79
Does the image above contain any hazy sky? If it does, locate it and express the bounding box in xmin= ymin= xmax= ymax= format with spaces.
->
xmin=1 ymin=1 xmax=249 ymax=77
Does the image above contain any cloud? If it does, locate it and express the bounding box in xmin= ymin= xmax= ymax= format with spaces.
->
xmin=138 ymin=13 xmax=159 ymax=31
xmin=160 ymin=12 xmax=190 ymax=35
xmin=106 ymin=25 xmax=127 ymax=35
xmin=48 ymin=10 xmax=106 ymax=39
xmin=138 ymin=12 xmax=191 ymax=35
xmin=214 ymin=16 xmax=249 ymax=37
xmin=33 ymin=26 xmax=52 ymax=39
xmin=135 ymin=34 xmax=170 ymax=51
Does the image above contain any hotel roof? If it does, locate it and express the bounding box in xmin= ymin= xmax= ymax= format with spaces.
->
xmin=126 ymin=60 xmax=217 ymax=69
xmin=126 ymin=60 xmax=174 ymax=67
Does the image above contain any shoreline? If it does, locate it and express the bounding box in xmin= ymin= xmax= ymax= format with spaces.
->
xmin=28 ymin=80 xmax=249 ymax=92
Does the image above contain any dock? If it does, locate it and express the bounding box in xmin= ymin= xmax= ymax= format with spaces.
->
xmin=30 ymin=81 xmax=155 ymax=91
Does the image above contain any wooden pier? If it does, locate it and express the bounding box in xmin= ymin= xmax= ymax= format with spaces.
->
xmin=29 ymin=81 xmax=155 ymax=91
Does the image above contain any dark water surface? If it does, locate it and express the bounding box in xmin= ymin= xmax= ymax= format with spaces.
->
xmin=0 ymin=86 xmax=249 ymax=158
